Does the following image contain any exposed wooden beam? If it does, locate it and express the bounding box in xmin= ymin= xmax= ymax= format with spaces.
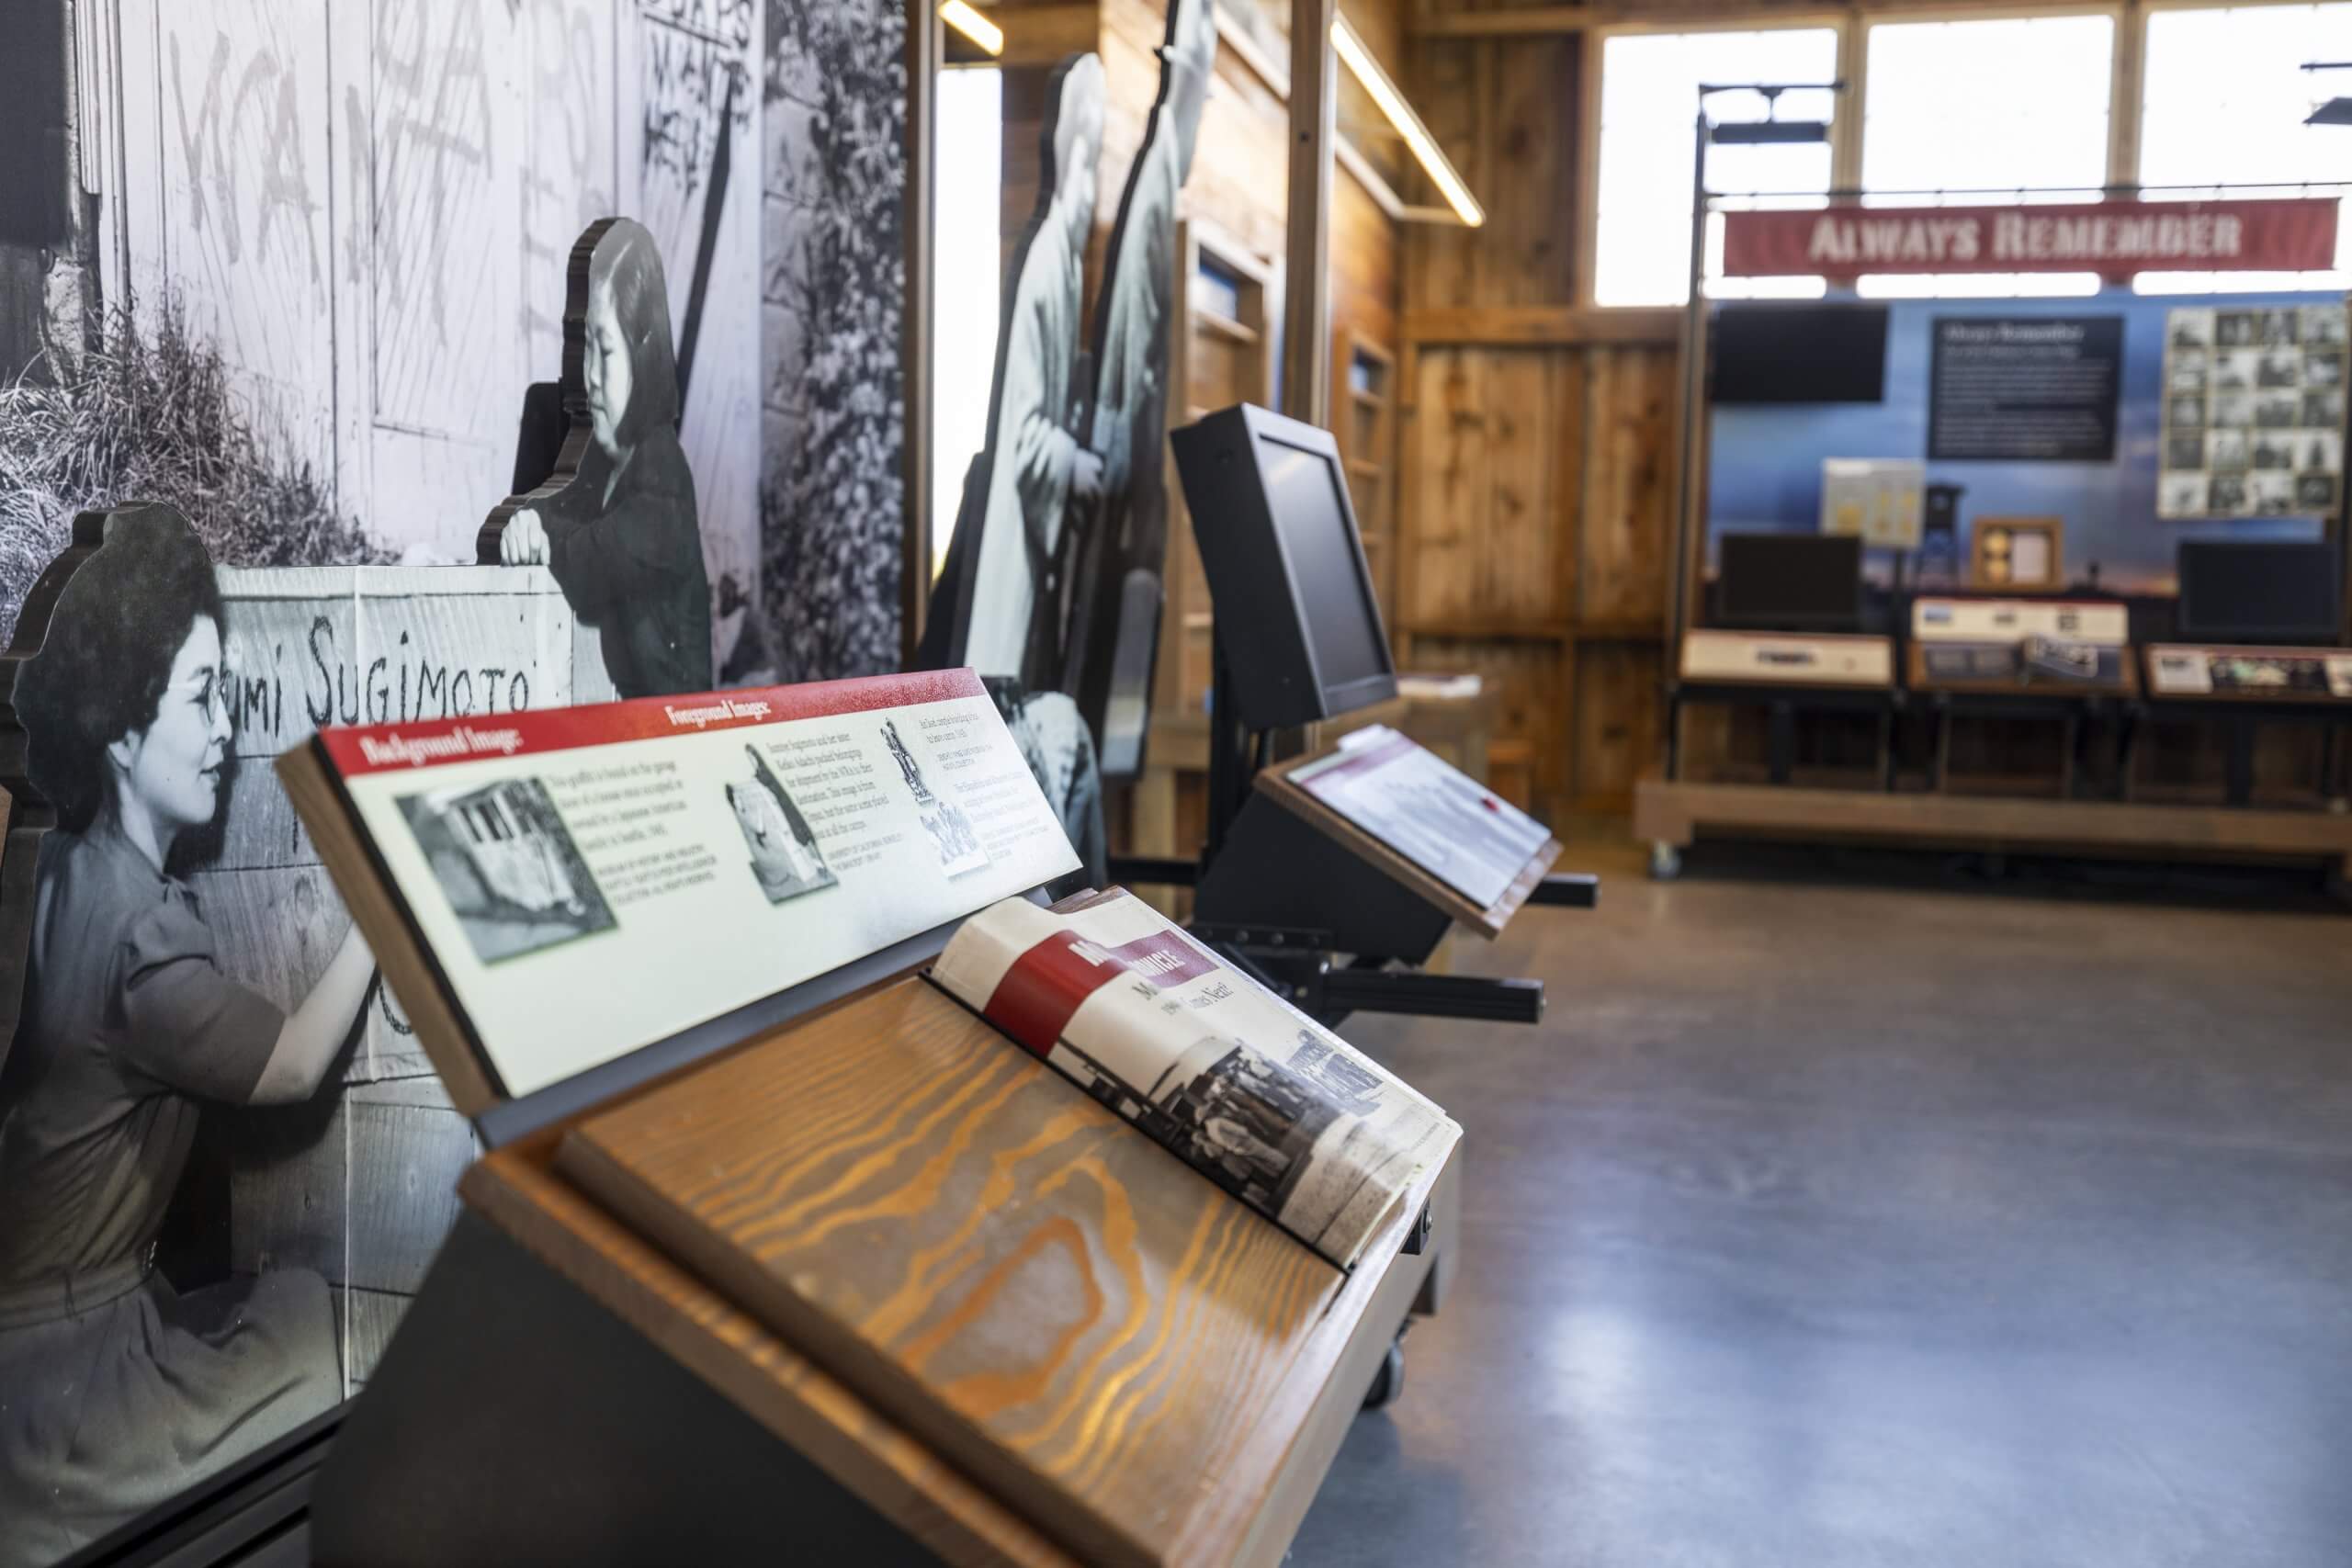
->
xmin=1215 ymin=8 xmax=1427 ymax=223
xmin=956 ymin=3 xmax=1098 ymax=68
xmin=1402 ymin=305 xmax=1681 ymax=346
xmin=1412 ymin=0 xmax=2120 ymax=39
xmin=1284 ymin=0 xmax=1340 ymax=425
xmin=1335 ymin=136 xmax=1406 ymax=220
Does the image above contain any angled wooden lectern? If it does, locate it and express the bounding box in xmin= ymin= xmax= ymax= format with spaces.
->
xmin=277 ymin=673 xmax=1461 ymax=1568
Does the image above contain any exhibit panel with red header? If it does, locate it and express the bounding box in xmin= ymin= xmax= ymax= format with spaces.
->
xmin=1722 ymin=197 xmax=2341 ymax=282
xmin=1701 ymin=191 xmax=2352 ymax=601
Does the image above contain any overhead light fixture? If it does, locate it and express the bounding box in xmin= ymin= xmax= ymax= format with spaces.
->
xmin=939 ymin=0 xmax=1003 ymax=58
xmin=1331 ymin=15 xmax=1483 ymax=228
xmin=1711 ymin=118 xmax=1831 ymax=145
xmin=2301 ymin=59 xmax=2352 ymax=124
xmin=1706 ymin=84 xmax=1832 ymax=146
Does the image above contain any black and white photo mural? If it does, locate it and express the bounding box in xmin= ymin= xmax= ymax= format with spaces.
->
xmin=0 ymin=6 xmax=784 ymax=1562
xmin=760 ymin=0 xmax=913 ymax=682
xmin=922 ymin=54 xmax=1108 ymax=690
xmin=1060 ymin=0 xmax=1219 ymax=780
xmin=488 ymin=219 xmax=715 ymax=699
xmin=0 ymin=0 xmax=765 ymax=670
xmin=0 ymin=508 xmax=356 ymax=1564
xmin=918 ymin=56 xmax=1113 ymax=882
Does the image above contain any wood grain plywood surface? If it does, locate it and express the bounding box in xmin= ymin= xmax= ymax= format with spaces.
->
xmin=554 ymin=976 xmax=1430 ymax=1568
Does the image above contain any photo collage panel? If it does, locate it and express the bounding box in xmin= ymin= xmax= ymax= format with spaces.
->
xmin=2159 ymin=304 xmax=2347 ymax=519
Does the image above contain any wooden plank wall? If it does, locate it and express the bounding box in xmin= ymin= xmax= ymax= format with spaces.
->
xmin=1397 ymin=27 xmax=1679 ymax=825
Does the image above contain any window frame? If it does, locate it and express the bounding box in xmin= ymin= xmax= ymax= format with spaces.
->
xmin=1580 ymin=0 xmax=2349 ymax=308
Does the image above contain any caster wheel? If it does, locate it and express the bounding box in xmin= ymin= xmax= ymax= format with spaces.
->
xmin=1361 ymin=1338 xmax=1405 ymax=1411
xmin=1648 ymin=842 xmax=1682 ymax=881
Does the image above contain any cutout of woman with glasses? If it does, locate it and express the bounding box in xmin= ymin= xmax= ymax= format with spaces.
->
xmin=0 ymin=504 xmax=372 ymax=1565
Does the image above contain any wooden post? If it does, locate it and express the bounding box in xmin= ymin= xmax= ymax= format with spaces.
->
xmin=901 ymin=0 xmax=942 ymax=662
xmin=1283 ymin=0 xmax=1337 ymax=428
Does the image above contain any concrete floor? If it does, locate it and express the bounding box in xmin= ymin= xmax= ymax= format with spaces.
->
xmin=1290 ymin=842 xmax=2352 ymax=1568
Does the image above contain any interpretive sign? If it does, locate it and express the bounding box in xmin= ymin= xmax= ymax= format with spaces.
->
xmin=284 ymin=669 xmax=1080 ymax=1103
xmin=1928 ymin=317 xmax=2122 ymax=462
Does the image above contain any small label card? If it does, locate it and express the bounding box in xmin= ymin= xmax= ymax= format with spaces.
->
xmin=314 ymin=670 xmax=1079 ymax=1099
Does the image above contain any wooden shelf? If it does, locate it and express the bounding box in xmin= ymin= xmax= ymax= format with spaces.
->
xmin=1351 ymin=388 xmax=1385 ymax=411
xmin=1191 ymin=307 xmax=1259 ymax=345
xmin=1345 ymin=457 xmax=1382 ymax=479
xmin=1401 ymin=615 xmax=1663 ymax=644
xmin=1635 ymin=773 xmax=2352 ymax=879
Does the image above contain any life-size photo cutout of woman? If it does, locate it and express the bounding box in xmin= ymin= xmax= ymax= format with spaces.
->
xmin=0 ymin=505 xmax=373 ymax=1567
xmin=921 ymin=55 xmax=1108 ymax=690
xmin=1057 ymin=0 xmax=1218 ymax=780
xmin=488 ymin=218 xmax=714 ymax=700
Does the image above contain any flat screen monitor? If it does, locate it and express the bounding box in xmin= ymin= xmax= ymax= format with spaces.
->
xmin=2176 ymin=539 xmax=2343 ymax=644
xmin=1714 ymin=304 xmax=1890 ymax=404
xmin=1170 ymin=404 xmax=1397 ymax=729
xmin=1716 ymin=533 xmax=1865 ymax=631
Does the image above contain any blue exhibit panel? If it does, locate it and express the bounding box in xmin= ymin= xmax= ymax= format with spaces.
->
xmin=1706 ymin=290 xmax=2332 ymax=594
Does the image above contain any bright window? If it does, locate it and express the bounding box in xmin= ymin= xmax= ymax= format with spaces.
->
xmin=930 ymin=68 xmax=1004 ymax=573
xmin=1592 ymin=28 xmax=1838 ymax=307
xmin=1858 ymin=14 xmax=2115 ymax=298
xmin=2137 ymin=4 xmax=2352 ymax=292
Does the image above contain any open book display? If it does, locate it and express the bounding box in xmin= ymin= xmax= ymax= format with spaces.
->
xmin=280 ymin=669 xmax=1463 ymax=1567
xmin=930 ymin=889 xmax=1459 ymax=1269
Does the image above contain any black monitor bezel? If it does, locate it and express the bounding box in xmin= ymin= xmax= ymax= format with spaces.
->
xmin=1713 ymin=532 xmax=1867 ymax=633
xmin=2175 ymin=538 xmax=2345 ymax=646
xmin=1246 ymin=412 xmax=1399 ymax=719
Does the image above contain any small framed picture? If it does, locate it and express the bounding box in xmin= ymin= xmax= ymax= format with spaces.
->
xmin=2213 ymin=349 xmax=2258 ymax=390
xmin=2208 ymin=429 xmax=2249 ymax=469
xmin=2168 ymin=307 xmax=2216 ymax=350
xmin=2167 ymin=393 xmax=2208 ymax=428
xmin=2294 ymin=471 xmax=2338 ymax=511
xmin=2305 ymin=352 xmax=2343 ymax=389
xmin=2208 ymin=473 xmax=2250 ymax=515
xmin=2212 ymin=390 xmax=2255 ymax=427
xmin=2217 ymin=310 xmax=2260 ymax=347
xmin=1971 ymin=516 xmax=2064 ymax=590
xmin=2305 ymin=388 xmax=2346 ymax=429
xmin=2301 ymin=305 xmax=2347 ymax=348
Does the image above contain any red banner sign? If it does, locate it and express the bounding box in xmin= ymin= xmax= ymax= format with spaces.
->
xmin=1721 ymin=198 xmax=2340 ymax=279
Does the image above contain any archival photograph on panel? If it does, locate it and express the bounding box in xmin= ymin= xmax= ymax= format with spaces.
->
xmin=729 ymin=742 xmax=837 ymax=904
xmin=880 ymin=717 xmax=991 ymax=877
xmin=396 ymin=780 xmax=617 ymax=964
xmin=2157 ymin=473 xmax=2208 ymax=518
xmin=2167 ymin=307 xmax=2214 ymax=349
xmin=1141 ymin=1036 xmax=1339 ymax=1220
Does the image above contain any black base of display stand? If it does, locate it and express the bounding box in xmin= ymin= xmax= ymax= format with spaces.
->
xmin=309 ymin=1213 xmax=933 ymax=1568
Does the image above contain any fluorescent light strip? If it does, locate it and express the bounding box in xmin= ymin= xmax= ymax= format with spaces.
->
xmin=1331 ymin=15 xmax=1483 ymax=227
xmin=939 ymin=0 xmax=1004 ymax=57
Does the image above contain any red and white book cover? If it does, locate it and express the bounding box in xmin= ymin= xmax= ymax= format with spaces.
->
xmin=931 ymin=888 xmax=1460 ymax=1269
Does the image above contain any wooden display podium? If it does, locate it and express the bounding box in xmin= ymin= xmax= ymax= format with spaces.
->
xmin=309 ymin=945 xmax=1455 ymax=1566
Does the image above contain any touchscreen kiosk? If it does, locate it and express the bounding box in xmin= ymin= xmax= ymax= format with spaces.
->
xmin=1170 ymin=403 xmax=1397 ymax=728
